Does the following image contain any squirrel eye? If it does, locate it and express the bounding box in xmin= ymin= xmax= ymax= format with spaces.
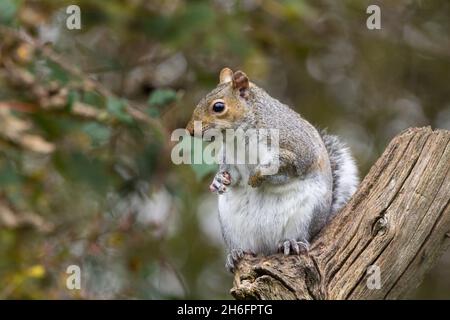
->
xmin=212 ymin=101 xmax=226 ymax=113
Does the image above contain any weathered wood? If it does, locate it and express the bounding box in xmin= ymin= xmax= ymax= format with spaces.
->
xmin=231 ymin=127 xmax=450 ymax=300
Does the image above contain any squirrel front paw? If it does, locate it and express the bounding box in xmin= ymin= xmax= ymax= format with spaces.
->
xmin=278 ymin=239 xmax=309 ymax=255
xmin=209 ymin=171 xmax=231 ymax=194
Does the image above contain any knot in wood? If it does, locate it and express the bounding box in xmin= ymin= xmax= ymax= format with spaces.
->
xmin=372 ymin=215 xmax=389 ymax=236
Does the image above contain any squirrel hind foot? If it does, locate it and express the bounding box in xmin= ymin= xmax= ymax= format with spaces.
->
xmin=225 ymin=249 xmax=245 ymax=273
xmin=277 ymin=239 xmax=309 ymax=256
xmin=225 ymin=249 xmax=256 ymax=273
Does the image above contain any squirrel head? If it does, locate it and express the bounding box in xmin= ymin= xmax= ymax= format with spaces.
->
xmin=186 ymin=68 xmax=251 ymax=136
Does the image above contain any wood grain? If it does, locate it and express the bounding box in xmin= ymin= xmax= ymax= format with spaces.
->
xmin=231 ymin=127 xmax=450 ymax=300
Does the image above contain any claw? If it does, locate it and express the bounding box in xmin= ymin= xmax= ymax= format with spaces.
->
xmin=278 ymin=239 xmax=309 ymax=256
xmin=225 ymin=254 xmax=234 ymax=272
xmin=210 ymin=171 xmax=231 ymax=194
xmin=231 ymin=248 xmax=244 ymax=261
xmin=219 ymin=172 xmax=231 ymax=185
xmin=225 ymin=249 xmax=246 ymax=273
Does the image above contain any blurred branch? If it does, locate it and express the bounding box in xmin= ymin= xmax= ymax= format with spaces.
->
xmin=0 ymin=198 xmax=54 ymax=233
xmin=0 ymin=106 xmax=55 ymax=153
xmin=232 ymin=127 xmax=450 ymax=299
xmin=0 ymin=26 xmax=169 ymax=136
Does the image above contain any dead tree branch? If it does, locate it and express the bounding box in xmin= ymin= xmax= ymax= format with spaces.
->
xmin=231 ymin=127 xmax=450 ymax=300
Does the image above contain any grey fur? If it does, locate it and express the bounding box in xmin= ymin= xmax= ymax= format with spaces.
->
xmin=243 ymin=85 xmax=358 ymax=227
xmin=192 ymin=78 xmax=359 ymax=271
xmin=218 ymin=84 xmax=359 ymax=242
xmin=320 ymin=131 xmax=359 ymax=215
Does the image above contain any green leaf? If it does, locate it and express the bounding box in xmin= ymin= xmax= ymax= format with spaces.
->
xmin=67 ymin=90 xmax=80 ymax=110
xmin=0 ymin=160 xmax=24 ymax=207
xmin=136 ymin=142 xmax=161 ymax=180
xmin=190 ymin=163 xmax=217 ymax=181
xmin=147 ymin=89 xmax=177 ymax=108
xmin=141 ymin=14 xmax=171 ymax=39
xmin=170 ymin=3 xmax=215 ymax=44
xmin=82 ymin=91 xmax=104 ymax=108
xmin=0 ymin=161 xmax=22 ymax=186
xmin=146 ymin=107 xmax=160 ymax=118
xmin=107 ymin=97 xmax=133 ymax=123
xmin=81 ymin=122 xmax=111 ymax=147
xmin=0 ymin=0 xmax=18 ymax=25
xmin=46 ymin=60 xmax=70 ymax=84
xmin=53 ymin=152 xmax=112 ymax=195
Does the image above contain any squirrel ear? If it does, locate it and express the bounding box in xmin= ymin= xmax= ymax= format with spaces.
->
xmin=219 ymin=68 xmax=233 ymax=84
xmin=232 ymin=70 xmax=249 ymax=97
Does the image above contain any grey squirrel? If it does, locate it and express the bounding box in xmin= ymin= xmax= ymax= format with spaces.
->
xmin=186 ymin=68 xmax=359 ymax=272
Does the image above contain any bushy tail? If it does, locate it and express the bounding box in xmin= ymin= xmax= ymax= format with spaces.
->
xmin=321 ymin=131 xmax=359 ymax=215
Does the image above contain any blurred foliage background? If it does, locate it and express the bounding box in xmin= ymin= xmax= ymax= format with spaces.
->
xmin=0 ymin=0 xmax=449 ymax=299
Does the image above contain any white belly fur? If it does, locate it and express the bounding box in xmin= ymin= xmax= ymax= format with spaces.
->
xmin=218 ymin=168 xmax=329 ymax=255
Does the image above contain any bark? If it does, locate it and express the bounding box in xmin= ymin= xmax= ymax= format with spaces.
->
xmin=231 ymin=127 xmax=450 ymax=300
